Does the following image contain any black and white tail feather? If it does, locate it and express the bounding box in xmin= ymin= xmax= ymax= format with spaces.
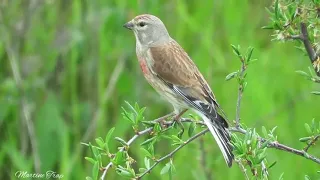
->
xmin=170 ymin=85 xmax=234 ymax=167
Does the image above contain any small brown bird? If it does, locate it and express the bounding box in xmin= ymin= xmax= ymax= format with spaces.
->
xmin=124 ymin=14 xmax=233 ymax=167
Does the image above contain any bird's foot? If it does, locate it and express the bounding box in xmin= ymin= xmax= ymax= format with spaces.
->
xmin=173 ymin=109 xmax=187 ymax=138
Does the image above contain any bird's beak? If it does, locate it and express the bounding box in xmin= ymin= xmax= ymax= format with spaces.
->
xmin=123 ymin=21 xmax=134 ymax=30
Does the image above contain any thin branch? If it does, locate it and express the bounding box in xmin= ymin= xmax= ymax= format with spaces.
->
xmin=300 ymin=23 xmax=317 ymax=64
xmin=235 ymin=57 xmax=246 ymax=128
xmin=283 ymin=23 xmax=320 ymax=76
xmin=136 ymin=129 xmax=209 ymax=179
xmin=235 ymin=159 xmax=249 ymax=180
xmin=267 ymin=140 xmax=320 ymax=164
xmin=170 ymin=119 xmax=320 ymax=165
xmin=304 ymin=134 xmax=320 ymax=152
xmin=229 ymin=127 xmax=320 ymax=165
xmin=98 ymin=116 xmax=320 ymax=180
xmin=258 ymin=141 xmax=269 ymax=178
xmin=100 ymin=127 xmax=153 ymax=180
xmin=291 ymin=23 xmax=320 ymax=76
xmin=100 ymin=113 xmax=173 ymax=180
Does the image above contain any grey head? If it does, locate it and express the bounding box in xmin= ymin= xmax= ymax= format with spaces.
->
xmin=123 ymin=14 xmax=171 ymax=47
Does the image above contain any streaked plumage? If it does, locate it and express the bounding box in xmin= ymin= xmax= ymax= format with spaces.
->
xmin=124 ymin=14 xmax=234 ymax=167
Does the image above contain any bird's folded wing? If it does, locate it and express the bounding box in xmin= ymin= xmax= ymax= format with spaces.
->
xmin=149 ymin=40 xmax=226 ymax=118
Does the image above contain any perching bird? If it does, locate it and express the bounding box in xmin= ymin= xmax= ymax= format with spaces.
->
xmin=123 ymin=14 xmax=234 ymax=167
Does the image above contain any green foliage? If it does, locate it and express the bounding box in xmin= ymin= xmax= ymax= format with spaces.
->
xmin=1 ymin=0 xmax=320 ymax=180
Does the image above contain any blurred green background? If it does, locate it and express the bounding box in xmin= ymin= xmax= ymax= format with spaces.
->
xmin=0 ymin=0 xmax=319 ymax=179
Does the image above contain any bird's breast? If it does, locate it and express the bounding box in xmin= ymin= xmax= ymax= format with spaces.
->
xmin=139 ymin=59 xmax=149 ymax=75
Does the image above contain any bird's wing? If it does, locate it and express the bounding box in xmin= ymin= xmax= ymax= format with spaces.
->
xmin=149 ymin=40 xmax=227 ymax=125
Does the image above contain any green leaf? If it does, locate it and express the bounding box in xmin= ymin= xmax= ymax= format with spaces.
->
xmin=304 ymin=175 xmax=311 ymax=180
xmin=121 ymin=108 xmax=135 ymax=124
xmin=86 ymin=177 xmax=93 ymax=180
xmin=295 ymin=70 xmax=311 ymax=78
xmin=268 ymin=161 xmax=277 ymax=169
xmin=260 ymin=141 xmax=268 ymax=149
xmin=160 ymin=162 xmax=171 ymax=175
xmin=116 ymin=167 xmax=133 ymax=178
xmin=248 ymin=59 xmax=258 ymax=64
xmin=92 ymin=161 xmax=99 ymax=180
xmin=246 ymin=47 xmax=254 ymax=62
xmin=299 ymin=137 xmax=312 ymax=142
xmin=136 ymin=107 xmax=146 ymax=122
xmin=89 ymin=144 xmax=99 ymax=159
xmin=261 ymin=25 xmax=274 ymax=29
xmin=114 ymin=137 xmax=128 ymax=146
xmin=144 ymin=157 xmax=150 ymax=169
xmin=140 ymin=136 xmax=157 ymax=146
xmin=311 ymin=91 xmax=320 ymax=95
xmin=188 ymin=122 xmax=196 ymax=137
xmin=231 ymin=44 xmax=241 ymax=56
xmin=85 ymin=157 xmax=96 ymax=165
xmin=262 ymin=126 xmax=268 ymax=138
xmin=105 ymin=127 xmax=115 ymax=152
xmin=95 ymin=137 xmax=104 ymax=148
xmin=140 ymin=148 xmax=153 ymax=158
xmin=225 ymin=71 xmax=238 ymax=81
xmin=304 ymin=123 xmax=312 ymax=134
xmin=279 ymin=172 xmax=284 ymax=180
xmin=113 ymin=151 xmax=126 ymax=165
xmin=125 ymin=101 xmax=138 ymax=116
xmin=274 ymin=0 xmax=279 ymax=19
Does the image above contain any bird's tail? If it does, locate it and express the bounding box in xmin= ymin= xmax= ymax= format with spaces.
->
xmin=196 ymin=111 xmax=234 ymax=167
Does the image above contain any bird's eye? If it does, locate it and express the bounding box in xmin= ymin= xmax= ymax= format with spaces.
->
xmin=138 ymin=22 xmax=146 ymax=27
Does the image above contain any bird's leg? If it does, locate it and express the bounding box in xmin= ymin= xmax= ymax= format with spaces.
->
xmin=174 ymin=109 xmax=188 ymax=138
xmin=154 ymin=112 xmax=175 ymax=129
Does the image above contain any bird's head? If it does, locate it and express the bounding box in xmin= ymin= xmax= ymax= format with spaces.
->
xmin=123 ymin=14 xmax=170 ymax=46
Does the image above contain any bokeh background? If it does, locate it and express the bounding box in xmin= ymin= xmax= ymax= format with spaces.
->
xmin=1 ymin=0 xmax=319 ymax=179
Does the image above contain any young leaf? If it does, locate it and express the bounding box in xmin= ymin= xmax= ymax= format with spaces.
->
xmin=92 ymin=161 xmax=99 ymax=180
xmin=113 ymin=151 xmax=126 ymax=165
xmin=125 ymin=101 xmax=138 ymax=116
xmin=188 ymin=122 xmax=196 ymax=137
xmin=114 ymin=137 xmax=128 ymax=146
xmin=140 ymin=136 xmax=157 ymax=146
xmin=231 ymin=44 xmax=241 ymax=56
xmin=116 ymin=167 xmax=133 ymax=178
xmin=85 ymin=157 xmax=96 ymax=165
xmin=268 ymin=161 xmax=277 ymax=169
xmin=274 ymin=0 xmax=279 ymax=19
xmin=225 ymin=71 xmax=238 ymax=81
xmin=246 ymin=47 xmax=254 ymax=62
xmin=95 ymin=137 xmax=104 ymax=148
xmin=279 ymin=172 xmax=284 ymax=180
xmin=105 ymin=127 xmax=115 ymax=142
xmin=262 ymin=126 xmax=268 ymax=138
xmin=160 ymin=162 xmax=171 ymax=175
xmin=299 ymin=137 xmax=312 ymax=142
xmin=296 ymin=70 xmax=311 ymax=78
xmin=304 ymin=123 xmax=312 ymax=134
xmin=311 ymin=91 xmax=320 ymax=95
xmin=141 ymin=147 xmax=153 ymax=158
xmin=144 ymin=157 xmax=151 ymax=169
